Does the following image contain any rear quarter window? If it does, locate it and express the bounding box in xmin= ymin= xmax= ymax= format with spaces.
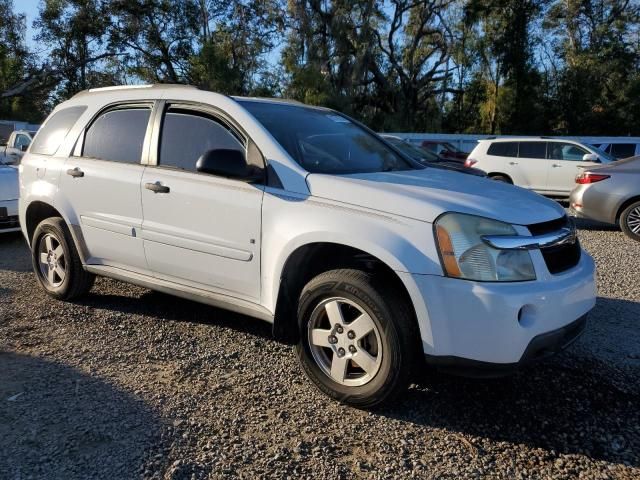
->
xmin=30 ymin=106 xmax=87 ymax=156
xmin=487 ymin=142 xmax=518 ymax=157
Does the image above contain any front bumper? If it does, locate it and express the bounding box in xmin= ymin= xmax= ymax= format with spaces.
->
xmin=425 ymin=314 xmax=588 ymax=377
xmin=0 ymin=199 xmax=20 ymax=233
xmin=400 ymin=250 xmax=596 ymax=365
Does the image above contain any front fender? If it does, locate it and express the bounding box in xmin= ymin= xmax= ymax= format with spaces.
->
xmin=260 ymin=189 xmax=442 ymax=313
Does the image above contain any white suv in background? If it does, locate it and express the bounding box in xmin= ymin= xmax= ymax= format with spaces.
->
xmin=19 ymin=85 xmax=596 ymax=407
xmin=467 ymin=137 xmax=614 ymax=196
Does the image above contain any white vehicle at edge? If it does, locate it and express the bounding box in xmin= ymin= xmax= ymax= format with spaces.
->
xmin=467 ymin=137 xmax=614 ymax=196
xmin=19 ymin=85 xmax=596 ymax=407
xmin=0 ymin=163 xmax=19 ymax=233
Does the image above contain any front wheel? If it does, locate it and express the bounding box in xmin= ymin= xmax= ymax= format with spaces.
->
xmin=31 ymin=217 xmax=95 ymax=300
xmin=620 ymin=200 xmax=640 ymax=241
xmin=296 ymin=269 xmax=419 ymax=408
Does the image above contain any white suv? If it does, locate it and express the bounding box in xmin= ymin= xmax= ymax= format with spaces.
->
xmin=19 ymin=85 xmax=596 ymax=407
xmin=467 ymin=137 xmax=614 ymax=196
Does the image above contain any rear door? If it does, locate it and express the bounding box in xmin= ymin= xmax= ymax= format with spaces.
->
xmin=140 ymin=103 xmax=264 ymax=302
xmin=60 ymin=103 xmax=153 ymax=272
xmin=546 ymin=141 xmax=594 ymax=195
xmin=503 ymin=141 xmax=549 ymax=191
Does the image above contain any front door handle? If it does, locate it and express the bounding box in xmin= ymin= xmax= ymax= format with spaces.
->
xmin=66 ymin=167 xmax=84 ymax=178
xmin=145 ymin=181 xmax=170 ymax=194
xmin=552 ymin=163 xmax=562 ymax=168
xmin=508 ymin=161 xmax=518 ymax=165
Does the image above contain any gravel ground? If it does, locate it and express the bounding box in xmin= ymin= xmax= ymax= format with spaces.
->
xmin=1 ymin=220 xmax=639 ymax=480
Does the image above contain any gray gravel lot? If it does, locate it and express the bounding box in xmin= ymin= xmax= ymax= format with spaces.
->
xmin=1 ymin=220 xmax=639 ymax=479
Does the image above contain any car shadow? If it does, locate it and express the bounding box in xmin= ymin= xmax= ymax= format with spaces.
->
xmin=75 ymin=285 xmax=274 ymax=341
xmin=379 ymin=298 xmax=640 ymax=468
xmin=0 ymin=351 xmax=162 ymax=479
xmin=574 ymin=217 xmax=619 ymax=232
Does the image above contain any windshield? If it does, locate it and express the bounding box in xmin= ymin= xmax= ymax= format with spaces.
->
xmin=239 ymin=101 xmax=415 ymax=174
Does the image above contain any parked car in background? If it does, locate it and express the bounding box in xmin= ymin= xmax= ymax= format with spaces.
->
xmin=467 ymin=137 xmax=614 ymax=197
xmin=570 ymin=156 xmax=640 ymax=241
xmin=380 ymin=135 xmax=486 ymax=176
xmin=590 ymin=141 xmax=640 ymax=160
xmin=414 ymin=139 xmax=469 ymax=162
xmin=19 ymin=84 xmax=596 ymax=407
xmin=0 ymin=163 xmax=19 ymax=233
xmin=0 ymin=130 xmax=38 ymax=165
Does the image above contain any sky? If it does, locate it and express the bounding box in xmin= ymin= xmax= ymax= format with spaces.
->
xmin=17 ymin=0 xmax=40 ymax=46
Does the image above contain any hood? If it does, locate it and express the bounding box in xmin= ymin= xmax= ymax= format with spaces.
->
xmin=0 ymin=166 xmax=19 ymax=200
xmin=306 ymin=167 xmax=565 ymax=225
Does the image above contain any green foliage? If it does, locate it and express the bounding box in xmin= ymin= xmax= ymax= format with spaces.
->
xmin=0 ymin=0 xmax=638 ymax=134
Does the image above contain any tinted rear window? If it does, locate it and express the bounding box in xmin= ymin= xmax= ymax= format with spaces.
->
xmin=30 ymin=106 xmax=87 ymax=155
xmin=610 ymin=143 xmax=636 ymax=158
xmin=518 ymin=142 xmax=547 ymax=159
xmin=487 ymin=142 xmax=518 ymax=157
xmin=83 ymin=107 xmax=151 ymax=164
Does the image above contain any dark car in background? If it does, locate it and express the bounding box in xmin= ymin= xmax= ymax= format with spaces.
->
xmin=380 ymin=135 xmax=486 ymax=177
xmin=417 ymin=140 xmax=469 ymax=162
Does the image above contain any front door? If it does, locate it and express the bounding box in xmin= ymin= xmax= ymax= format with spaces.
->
xmin=140 ymin=104 xmax=264 ymax=302
xmin=60 ymin=104 xmax=153 ymax=272
xmin=546 ymin=142 xmax=596 ymax=195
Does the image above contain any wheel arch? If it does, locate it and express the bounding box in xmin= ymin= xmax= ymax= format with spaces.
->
xmin=615 ymin=195 xmax=640 ymax=223
xmin=271 ymin=241 xmax=419 ymax=345
xmin=488 ymin=172 xmax=513 ymax=183
xmin=24 ymin=200 xmax=88 ymax=263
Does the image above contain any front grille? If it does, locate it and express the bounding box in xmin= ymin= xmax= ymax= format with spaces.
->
xmin=527 ymin=215 xmax=581 ymax=274
xmin=540 ymin=240 xmax=582 ymax=274
xmin=0 ymin=215 xmax=19 ymax=230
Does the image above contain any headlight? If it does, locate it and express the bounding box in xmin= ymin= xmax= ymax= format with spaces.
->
xmin=434 ymin=212 xmax=536 ymax=282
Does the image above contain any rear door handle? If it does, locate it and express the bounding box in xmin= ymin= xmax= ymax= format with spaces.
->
xmin=552 ymin=164 xmax=562 ymax=168
xmin=66 ymin=167 xmax=84 ymax=178
xmin=145 ymin=181 xmax=170 ymax=194
xmin=508 ymin=161 xmax=518 ymax=165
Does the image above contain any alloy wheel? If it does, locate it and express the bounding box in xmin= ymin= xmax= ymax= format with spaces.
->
xmin=307 ymin=297 xmax=383 ymax=387
xmin=38 ymin=233 xmax=67 ymax=288
xmin=627 ymin=206 xmax=640 ymax=234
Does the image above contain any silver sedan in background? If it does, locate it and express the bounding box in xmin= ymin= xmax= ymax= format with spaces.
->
xmin=570 ymin=156 xmax=640 ymax=241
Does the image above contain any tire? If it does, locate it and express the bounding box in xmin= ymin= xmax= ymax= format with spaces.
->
xmin=31 ymin=217 xmax=95 ymax=300
xmin=296 ymin=269 xmax=420 ymax=408
xmin=490 ymin=174 xmax=512 ymax=183
xmin=620 ymin=200 xmax=640 ymax=242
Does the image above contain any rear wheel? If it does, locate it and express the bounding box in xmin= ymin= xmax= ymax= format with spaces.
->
xmin=489 ymin=174 xmax=512 ymax=183
xmin=31 ymin=217 xmax=95 ymax=299
xmin=620 ymin=201 xmax=640 ymax=241
xmin=296 ymin=269 xmax=419 ymax=408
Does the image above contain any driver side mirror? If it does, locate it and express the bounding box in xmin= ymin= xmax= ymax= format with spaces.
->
xmin=196 ymin=149 xmax=263 ymax=182
xmin=582 ymin=153 xmax=599 ymax=163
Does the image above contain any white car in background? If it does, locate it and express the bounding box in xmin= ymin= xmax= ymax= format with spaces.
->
xmin=0 ymin=163 xmax=19 ymax=233
xmin=0 ymin=130 xmax=38 ymax=165
xmin=466 ymin=137 xmax=614 ymax=197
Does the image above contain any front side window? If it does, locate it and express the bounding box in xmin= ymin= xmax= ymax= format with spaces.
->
xmin=30 ymin=106 xmax=87 ymax=156
xmin=610 ymin=143 xmax=636 ymax=158
xmin=83 ymin=107 xmax=151 ymax=163
xmin=548 ymin=142 xmax=588 ymax=161
xmin=240 ymin=101 xmax=414 ymax=174
xmin=518 ymin=142 xmax=546 ymax=159
xmin=159 ymin=108 xmax=245 ymax=172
